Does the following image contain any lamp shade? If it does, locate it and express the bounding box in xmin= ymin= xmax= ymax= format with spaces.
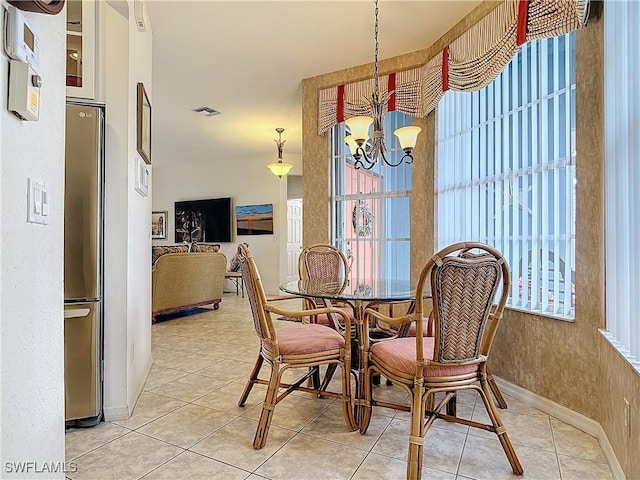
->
xmin=344 ymin=135 xmax=360 ymax=155
xmin=393 ymin=125 xmax=422 ymax=150
xmin=267 ymin=160 xmax=293 ymax=177
xmin=345 ymin=116 xmax=373 ymax=142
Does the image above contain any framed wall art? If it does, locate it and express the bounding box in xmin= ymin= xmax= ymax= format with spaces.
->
xmin=151 ymin=211 xmax=167 ymax=239
xmin=136 ymin=82 xmax=151 ymax=164
xmin=236 ymin=204 xmax=274 ymax=235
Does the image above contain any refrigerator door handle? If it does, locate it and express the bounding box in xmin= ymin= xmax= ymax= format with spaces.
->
xmin=64 ymin=308 xmax=91 ymax=319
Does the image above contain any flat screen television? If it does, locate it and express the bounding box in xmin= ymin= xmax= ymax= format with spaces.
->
xmin=174 ymin=197 xmax=232 ymax=243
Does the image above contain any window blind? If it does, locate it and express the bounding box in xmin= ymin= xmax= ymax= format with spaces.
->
xmin=602 ymin=0 xmax=640 ymax=371
xmin=436 ymin=34 xmax=576 ymax=319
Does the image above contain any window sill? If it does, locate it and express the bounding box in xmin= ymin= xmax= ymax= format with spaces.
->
xmin=506 ymin=305 xmax=574 ymax=322
xmin=599 ymin=330 xmax=640 ymax=375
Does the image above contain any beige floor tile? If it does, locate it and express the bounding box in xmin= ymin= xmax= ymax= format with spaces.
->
xmin=140 ymin=451 xmax=249 ymax=480
xmin=459 ymin=433 xmax=560 ymax=480
xmin=190 ymin=416 xmax=297 ymax=472
xmin=112 ymin=391 xmax=186 ymax=430
xmin=192 ymin=380 xmax=266 ymax=416
xmin=241 ymin=393 xmax=331 ymax=431
xmin=67 ymin=432 xmax=181 ymax=480
xmin=500 ymin=393 xmax=548 ymax=418
xmin=352 ymin=452 xmax=457 ymax=480
xmin=255 ymin=432 xmax=368 ymax=480
xmin=302 ymin=403 xmax=389 ymax=450
xmin=551 ymin=418 xmax=608 ymax=463
xmin=143 ymin=365 xmax=189 ymax=391
xmin=195 ymin=358 xmax=257 ymax=382
xmin=149 ymin=373 xmax=229 ymax=402
xmin=137 ymin=403 xmax=236 ymax=448
xmin=373 ymin=417 xmax=467 ymax=474
xmin=468 ymin=408 xmax=555 ymax=452
xmin=557 ymin=454 xmax=613 ymax=480
xmin=65 ymin=422 xmax=130 ymax=460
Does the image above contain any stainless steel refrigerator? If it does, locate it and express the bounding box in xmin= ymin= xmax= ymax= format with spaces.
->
xmin=64 ymin=102 xmax=104 ymax=427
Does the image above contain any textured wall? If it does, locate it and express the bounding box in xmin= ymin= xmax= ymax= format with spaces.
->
xmin=302 ymin=3 xmax=638 ymax=478
xmin=0 ymin=7 xmax=67 ymax=477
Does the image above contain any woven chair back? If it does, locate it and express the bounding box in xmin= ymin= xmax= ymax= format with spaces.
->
xmin=239 ymin=244 xmax=272 ymax=342
xmin=431 ymin=256 xmax=501 ymax=363
xmin=299 ymin=244 xmax=349 ymax=296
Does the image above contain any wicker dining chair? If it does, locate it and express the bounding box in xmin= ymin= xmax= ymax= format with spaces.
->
xmin=298 ymin=243 xmax=354 ymax=330
xmin=359 ymin=242 xmax=523 ymax=480
xmin=236 ymin=244 xmax=357 ymax=449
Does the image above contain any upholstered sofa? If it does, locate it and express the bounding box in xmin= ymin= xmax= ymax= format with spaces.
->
xmin=151 ymin=251 xmax=227 ymax=322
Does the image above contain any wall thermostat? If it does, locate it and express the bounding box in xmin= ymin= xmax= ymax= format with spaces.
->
xmin=8 ymin=60 xmax=41 ymax=121
xmin=5 ymin=5 xmax=40 ymax=71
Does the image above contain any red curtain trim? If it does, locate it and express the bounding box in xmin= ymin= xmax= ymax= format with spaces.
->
xmin=337 ymin=84 xmax=345 ymax=123
xmin=388 ymin=72 xmax=396 ymax=111
xmin=442 ymin=47 xmax=450 ymax=92
xmin=517 ymin=0 xmax=529 ymax=46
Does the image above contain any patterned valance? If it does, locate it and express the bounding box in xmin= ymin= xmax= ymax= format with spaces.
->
xmin=318 ymin=0 xmax=589 ymax=135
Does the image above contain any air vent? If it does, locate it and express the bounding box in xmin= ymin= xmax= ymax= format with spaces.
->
xmin=193 ymin=107 xmax=221 ymax=117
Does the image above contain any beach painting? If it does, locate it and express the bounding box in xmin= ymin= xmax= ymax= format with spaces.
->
xmin=236 ymin=204 xmax=274 ymax=235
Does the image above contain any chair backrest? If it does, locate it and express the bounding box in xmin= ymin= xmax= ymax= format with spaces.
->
xmin=238 ymin=244 xmax=276 ymax=345
xmin=298 ymin=244 xmax=349 ymax=296
xmin=414 ymin=242 xmax=510 ymax=365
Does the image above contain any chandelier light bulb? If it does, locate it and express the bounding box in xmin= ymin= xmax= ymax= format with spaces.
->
xmin=345 ymin=116 xmax=373 ymax=143
xmin=394 ymin=125 xmax=422 ymax=151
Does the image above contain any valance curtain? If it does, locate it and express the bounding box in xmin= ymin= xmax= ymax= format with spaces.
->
xmin=318 ymin=0 xmax=589 ymax=135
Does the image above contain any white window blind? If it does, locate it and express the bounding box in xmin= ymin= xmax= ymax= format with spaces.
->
xmin=602 ymin=0 xmax=640 ymax=371
xmin=436 ymin=33 xmax=576 ymax=319
xmin=330 ymin=112 xmax=413 ymax=286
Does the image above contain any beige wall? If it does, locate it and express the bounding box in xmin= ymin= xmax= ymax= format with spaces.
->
xmin=301 ymin=4 xmax=639 ymax=478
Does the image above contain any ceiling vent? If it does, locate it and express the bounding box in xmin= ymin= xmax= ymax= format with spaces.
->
xmin=193 ymin=107 xmax=221 ymax=117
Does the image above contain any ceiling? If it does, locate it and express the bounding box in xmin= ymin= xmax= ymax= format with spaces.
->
xmin=146 ymin=1 xmax=481 ymax=169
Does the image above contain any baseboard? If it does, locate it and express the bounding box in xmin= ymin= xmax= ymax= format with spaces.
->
xmin=128 ymin=353 xmax=153 ymax=414
xmin=103 ymin=405 xmax=130 ymax=421
xmin=496 ymin=377 xmax=625 ymax=480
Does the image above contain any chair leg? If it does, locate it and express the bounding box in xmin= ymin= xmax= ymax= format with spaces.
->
xmin=238 ymin=355 xmax=263 ymax=407
xmin=445 ymin=392 xmax=457 ymax=417
xmin=486 ymin=367 xmax=508 ymax=409
xmin=359 ymin=365 xmax=374 ymax=434
xmin=478 ymin=380 xmax=523 ymax=475
xmin=319 ymin=363 xmax=338 ymax=395
xmin=339 ymin=362 xmax=357 ymax=432
xmin=406 ymin=385 xmax=425 ymax=480
xmin=253 ymin=362 xmax=281 ymax=449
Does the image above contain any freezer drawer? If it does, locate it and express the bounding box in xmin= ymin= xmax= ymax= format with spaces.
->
xmin=64 ymin=303 xmax=101 ymax=422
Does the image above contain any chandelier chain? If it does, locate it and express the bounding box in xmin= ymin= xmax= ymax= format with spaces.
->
xmin=373 ymin=0 xmax=380 ymax=95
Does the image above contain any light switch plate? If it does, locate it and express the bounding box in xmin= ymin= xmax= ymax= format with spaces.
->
xmin=27 ymin=177 xmax=48 ymax=224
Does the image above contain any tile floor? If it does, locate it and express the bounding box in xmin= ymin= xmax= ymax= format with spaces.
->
xmin=65 ymin=293 xmax=614 ymax=480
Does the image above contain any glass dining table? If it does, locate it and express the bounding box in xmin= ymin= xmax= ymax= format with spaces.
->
xmin=279 ymin=277 xmax=428 ymax=425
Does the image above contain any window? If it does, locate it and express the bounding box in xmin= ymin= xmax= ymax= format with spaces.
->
xmin=602 ymin=1 xmax=640 ymax=371
xmin=330 ymin=112 xmax=413 ymax=287
xmin=436 ymin=33 xmax=576 ymax=319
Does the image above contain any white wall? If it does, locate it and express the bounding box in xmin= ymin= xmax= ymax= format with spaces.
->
xmin=0 ymin=5 xmax=67 ymax=478
xmin=101 ymin=0 xmax=153 ymax=420
xmin=152 ymin=154 xmax=289 ymax=294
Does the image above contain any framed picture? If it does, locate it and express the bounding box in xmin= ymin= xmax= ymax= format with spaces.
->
xmin=236 ymin=204 xmax=274 ymax=235
xmin=136 ymin=82 xmax=151 ymax=164
xmin=152 ymin=211 xmax=167 ymax=239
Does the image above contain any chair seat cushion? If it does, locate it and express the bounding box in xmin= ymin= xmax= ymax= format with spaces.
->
xmin=406 ymin=318 xmax=429 ymax=337
xmin=265 ymin=323 xmax=345 ymax=356
xmin=370 ymin=337 xmax=479 ymax=377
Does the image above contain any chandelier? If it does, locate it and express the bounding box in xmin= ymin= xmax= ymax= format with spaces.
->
xmin=344 ymin=0 xmax=421 ymax=170
xmin=267 ymin=128 xmax=293 ymax=178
